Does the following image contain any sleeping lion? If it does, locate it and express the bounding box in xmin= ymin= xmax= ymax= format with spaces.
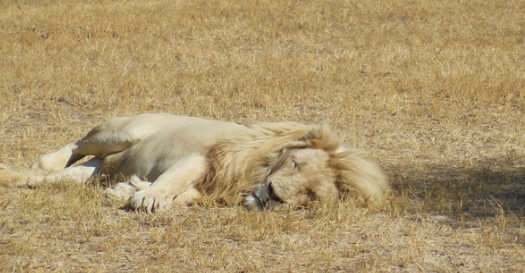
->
xmin=0 ymin=113 xmax=389 ymax=212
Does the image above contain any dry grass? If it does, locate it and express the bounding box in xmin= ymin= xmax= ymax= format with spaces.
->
xmin=1 ymin=0 xmax=525 ymax=271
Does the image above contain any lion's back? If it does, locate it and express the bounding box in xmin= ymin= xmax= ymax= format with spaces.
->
xmin=77 ymin=113 xmax=206 ymax=158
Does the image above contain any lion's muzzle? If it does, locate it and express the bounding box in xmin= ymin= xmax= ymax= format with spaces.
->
xmin=243 ymin=182 xmax=282 ymax=211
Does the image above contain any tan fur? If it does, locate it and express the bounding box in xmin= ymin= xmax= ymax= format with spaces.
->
xmin=0 ymin=113 xmax=389 ymax=212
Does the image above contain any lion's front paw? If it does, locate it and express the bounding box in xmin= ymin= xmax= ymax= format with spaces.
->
xmin=129 ymin=187 xmax=173 ymax=213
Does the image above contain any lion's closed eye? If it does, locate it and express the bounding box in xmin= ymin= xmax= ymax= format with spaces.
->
xmin=291 ymin=159 xmax=298 ymax=169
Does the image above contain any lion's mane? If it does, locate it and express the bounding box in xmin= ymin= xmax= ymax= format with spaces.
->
xmin=196 ymin=122 xmax=389 ymax=208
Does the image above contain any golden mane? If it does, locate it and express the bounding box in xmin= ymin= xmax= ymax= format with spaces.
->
xmin=197 ymin=122 xmax=389 ymax=207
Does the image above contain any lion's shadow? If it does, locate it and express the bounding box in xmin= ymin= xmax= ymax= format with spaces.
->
xmin=389 ymin=156 xmax=525 ymax=218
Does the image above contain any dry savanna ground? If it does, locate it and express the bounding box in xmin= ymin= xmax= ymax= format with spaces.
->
xmin=1 ymin=0 xmax=525 ymax=272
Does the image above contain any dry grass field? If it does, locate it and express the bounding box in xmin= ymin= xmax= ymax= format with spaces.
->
xmin=1 ymin=0 xmax=525 ymax=272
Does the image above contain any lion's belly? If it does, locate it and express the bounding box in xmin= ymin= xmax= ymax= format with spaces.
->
xmin=107 ymin=120 xmax=250 ymax=182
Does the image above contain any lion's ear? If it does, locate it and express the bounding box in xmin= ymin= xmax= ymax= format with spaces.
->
xmin=301 ymin=125 xmax=342 ymax=151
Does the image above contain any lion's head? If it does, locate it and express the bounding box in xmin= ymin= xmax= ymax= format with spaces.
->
xmin=243 ymin=148 xmax=338 ymax=210
xmin=200 ymin=123 xmax=389 ymax=210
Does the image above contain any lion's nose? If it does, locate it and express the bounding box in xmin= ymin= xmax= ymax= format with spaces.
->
xmin=250 ymin=182 xmax=282 ymax=211
xmin=253 ymin=182 xmax=271 ymax=204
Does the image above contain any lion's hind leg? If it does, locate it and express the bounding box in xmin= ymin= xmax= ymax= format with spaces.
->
xmin=31 ymin=125 xmax=139 ymax=172
xmin=31 ymin=143 xmax=85 ymax=171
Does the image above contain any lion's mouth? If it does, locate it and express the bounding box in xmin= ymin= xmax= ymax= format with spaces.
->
xmin=244 ymin=182 xmax=283 ymax=211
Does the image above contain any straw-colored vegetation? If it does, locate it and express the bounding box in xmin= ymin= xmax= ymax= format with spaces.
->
xmin=1 ymin=0 xmax=524 ymax=271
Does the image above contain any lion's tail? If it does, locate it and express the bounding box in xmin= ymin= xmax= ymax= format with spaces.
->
xmin=0 ymin=164 xmax=36 ymax=186
xmin=331 ymin=149 xmax=389 ymax=209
